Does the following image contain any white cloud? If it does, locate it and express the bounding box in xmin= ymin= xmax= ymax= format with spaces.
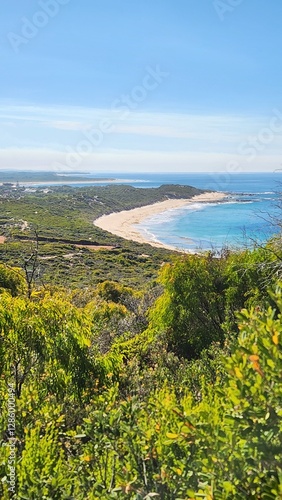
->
xmin=0 ymin=147 xmax=280 ymax=173
xmin=0 ymin=102 xmax=282 ymax=172
xmin=42 ymin=121 xmax=92 ymax=131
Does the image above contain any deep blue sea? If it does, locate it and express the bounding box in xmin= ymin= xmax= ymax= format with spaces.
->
xmin=34 ymin=172 xmax=282 ymax=251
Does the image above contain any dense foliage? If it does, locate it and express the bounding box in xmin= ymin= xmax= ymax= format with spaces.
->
xmin=0 ymin=185 xmax=281 ymax=498
xmin=0 ymin=231 xmax=281 ymax=498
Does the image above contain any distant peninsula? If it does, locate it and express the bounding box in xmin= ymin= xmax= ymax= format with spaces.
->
xmin=0 ymin=171 xmax=114 ymax=184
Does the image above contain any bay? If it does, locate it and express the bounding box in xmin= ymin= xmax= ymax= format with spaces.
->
xmin=30 ymin=171 xmax=282 ymax=251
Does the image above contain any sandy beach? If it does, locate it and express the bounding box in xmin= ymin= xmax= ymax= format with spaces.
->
xmin=94 ymin=192 xmax=228 ymax=251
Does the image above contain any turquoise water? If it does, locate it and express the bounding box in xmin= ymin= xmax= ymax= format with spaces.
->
xmin=31 ymin=171 xmax=282 ymax=251
xmin=138 ymin=197 xmax=279 ymax=251
xmin=66 ymin=171 xmax=281 ymax=251
xmin=133 ymin=173 xmax=281 ymax=251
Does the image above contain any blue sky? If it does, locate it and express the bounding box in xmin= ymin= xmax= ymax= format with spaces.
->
xmin=0 ymin=0 xmax=282 ymax=172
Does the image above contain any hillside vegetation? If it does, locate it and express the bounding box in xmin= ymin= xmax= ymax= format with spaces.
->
xmin=0 ymin=184 xmax=203 ymax=287
xmin=0 ymin=185 xmax=281 ymax=498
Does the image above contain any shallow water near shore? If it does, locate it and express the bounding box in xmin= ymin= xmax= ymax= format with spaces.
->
xmin=137 ymin=196 xmax=279 ymax=251
xmin=33 ymin=171 xmax=282 ymax=251
xmin=132 ymin=172 xmax=281 ymax=251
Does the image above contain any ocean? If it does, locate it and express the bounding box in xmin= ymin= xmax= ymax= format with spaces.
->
xmin=133 ymin=173 xmax=282 ymax=252
xmin=34 ymin=172 xmax=282 ymax=251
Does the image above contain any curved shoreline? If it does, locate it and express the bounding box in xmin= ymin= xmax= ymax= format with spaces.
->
xmin=93 ymin=192 xmax=228 ymax=251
